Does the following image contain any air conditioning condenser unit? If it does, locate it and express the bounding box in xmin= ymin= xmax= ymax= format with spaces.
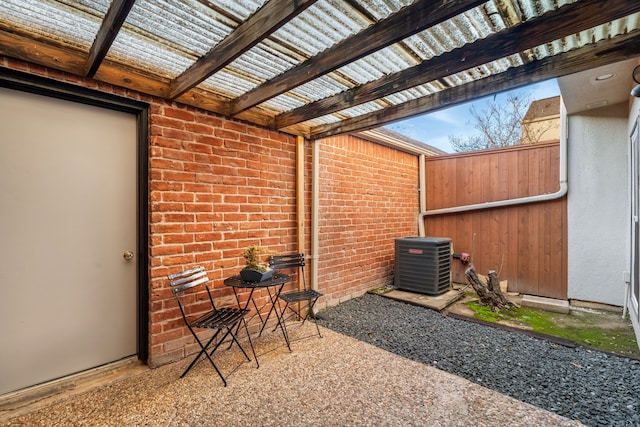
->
xmin=395 ymin=236 xmax=451 ymax=296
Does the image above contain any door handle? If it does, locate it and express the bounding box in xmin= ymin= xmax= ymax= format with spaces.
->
xmin=123 ymin=250 xmax=134 ymax=261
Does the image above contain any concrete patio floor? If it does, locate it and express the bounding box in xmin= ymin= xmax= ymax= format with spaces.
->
xmin=1 ymin=323 xmax=580 ymax=426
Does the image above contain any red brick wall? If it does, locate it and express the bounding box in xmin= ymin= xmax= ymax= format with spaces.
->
xmin=149 ymin=129 xmax=421 ymax=365
xmin=1 ymin=57 xmax=422 ymax=367
xmin=148 ymin=103 xmax=303 ymax=365
xmin=316 ymin=136 xmax=420 ymax=308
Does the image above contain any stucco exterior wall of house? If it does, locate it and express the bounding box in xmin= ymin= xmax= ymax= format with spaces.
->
xmin=567 ymin=102 xmax=629 ymax=307
xmin=1 ymin=58 xmax=422 ymax=368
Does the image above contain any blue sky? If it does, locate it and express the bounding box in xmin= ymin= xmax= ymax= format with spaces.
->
xmin=385 ymin=79 xmax=560 ymax=153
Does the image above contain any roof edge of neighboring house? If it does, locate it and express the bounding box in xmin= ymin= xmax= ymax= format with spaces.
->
xmin=523 ymin=95 xmax=561 ymax=122
xmin=353 ymin=127 xmax=447 ymax=156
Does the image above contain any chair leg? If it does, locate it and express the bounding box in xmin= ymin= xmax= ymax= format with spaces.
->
xmin=272 ymin=300 xmax=295 ymax=333
xmin=303 ymin=299 xmax=322 ymax=338
xmin=182 ymin=323 xmax=255 ymax=387
xmin=207 ymin=326 xmax=248 ymax=363
xmin=221 ymin=325 xmax=251 ymax=361
xmin=272 ymin=299 xmax=292 ymax=351
xmin=275 ymin=299 xmax=322 ymax=346
xmin=225 ymin=317 xmax=259 ymax=367
xmin=297 ymin=299 xmax=322 ymax=338
xmin=181 ymin=329 xmax=227 ymax=386
xmin=280 ymin=304 xmax=292 ymax=352
xmin=241 ymin=318 xmax=259 ymax=368
xmin=258 ymin=284 xmax=286 ymax=338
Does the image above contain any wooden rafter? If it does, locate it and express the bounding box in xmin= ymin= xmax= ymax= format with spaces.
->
xmin=0 ymin=29 xmax=87 ymax=76
xmin=229 ymin=0 xmax=487 ymax=115
xmin=277 ymin=0 xmax=640 ymax=129
xmin=84 ymin=0 xmax=136 ymax=77
xmin=168 ymin=0 xmax=317 ymax=100
xmin=308 ymin=29 xmax=640 ymax=139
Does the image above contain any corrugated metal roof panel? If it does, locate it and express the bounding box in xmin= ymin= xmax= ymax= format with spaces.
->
xmin=1 ymin=0 xmax=638 ymax=131
xmin=272 ymin=0 xmax=370 ymax=58
xmin=200 ymin=70 xmax=256 ymax=98
xmin=123 ymin=0 xmax=230 ymax=56
xmin=56 ymin=0 xmax=109 ymax=16
xmin=219 ymin=0 xmax=374 ymax=92
xmin=526 ymin=13 xmax=640 ymax=64
xmin=262 ymin=1 xmax=512 ymax=115
xmin=107 ymin=30 xmax=191 ymax=80
xmin=305 ymin=101 xmax=383 ymax=126
xmin=339 ymin=101 xmax=383 ymax=116
xmin=281 ymin=7 xmax=640 ymax=126
xmin=104 ymin=0 xmax=269 ymax=80
xmin=1 ymin=0 xmax=99 ymax=51
xmin=210 ymin=0 xmax=419 ymax=98
xmin=302 ymin=115 xmax=339 ymax=127
xmin=384 ymin=86 xmax=433 ymax=105
xmin=270 ymin=76 xmax=349 ymax=108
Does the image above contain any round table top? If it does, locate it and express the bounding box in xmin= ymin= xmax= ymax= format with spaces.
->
xmin=224 ymin=272 xmax=290 ymax=288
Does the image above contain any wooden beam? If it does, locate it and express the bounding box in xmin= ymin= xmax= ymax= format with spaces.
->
xmin=282 ymin=0 xmax=640 ymax=129
xmin=169 ymin=0 xmax=317 ymax=100
xmin=174 ymin=87 xmax=277 ymax=128
xmin=309 ymin=29 xmax=640 ymax=139
xmin=0 ymin=29 xmax=281 ymax=131
xmin=229 ymin=0 xmax=486 ymax=115
xmin=84 ymin=0 xmax=135 ymax=77
xmin=0 ymin=29 xmax=86 ymax=75
xmin=0 ymin=29 xmax=174 ymax=96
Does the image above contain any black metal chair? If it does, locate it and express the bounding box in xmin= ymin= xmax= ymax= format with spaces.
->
xmin=168 ymin=266 xmax=256 ymax=386
xmin=269 ymin=254 xmax=322 ymax=348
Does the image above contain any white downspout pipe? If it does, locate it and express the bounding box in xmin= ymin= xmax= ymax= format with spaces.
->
xmin=418 ymin=154 xmax=427 ymax=235
xmin=296 ymin=136 xmax=305 ymax=293
xmin=310 ymin=139 xmax=320 ymax=305
xmin=418 ymin=105 xmax=568 ymax=236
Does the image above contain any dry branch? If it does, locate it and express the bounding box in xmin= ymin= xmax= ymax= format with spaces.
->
xmin=465 ymin=266 xmax=514 ymax=311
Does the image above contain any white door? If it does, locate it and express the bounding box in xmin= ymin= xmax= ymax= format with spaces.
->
xmin=0 ymin=87 xmax=138 ymax=395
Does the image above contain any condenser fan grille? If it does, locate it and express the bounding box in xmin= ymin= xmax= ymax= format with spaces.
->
xmin=395 ymin=237 xmax=451 ymax=296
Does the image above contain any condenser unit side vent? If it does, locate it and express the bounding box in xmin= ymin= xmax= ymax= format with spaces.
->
xmin=395 ymin=237 xmax=451 ymax=296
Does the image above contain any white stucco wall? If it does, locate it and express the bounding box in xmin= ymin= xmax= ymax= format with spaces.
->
xmin=567 ymin=102 xmax=629 ymax=307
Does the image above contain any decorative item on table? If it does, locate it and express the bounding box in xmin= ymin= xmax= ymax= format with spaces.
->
xmin=240 ymin=245 xmax=275 ymax=282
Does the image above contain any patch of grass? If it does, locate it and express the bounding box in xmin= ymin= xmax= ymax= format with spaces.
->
xmin=465 ymin=301 xmax=640 ymax=357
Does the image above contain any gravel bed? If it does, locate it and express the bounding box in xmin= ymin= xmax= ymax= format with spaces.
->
xmin=317 ymin=293 xmax=640 ymax=427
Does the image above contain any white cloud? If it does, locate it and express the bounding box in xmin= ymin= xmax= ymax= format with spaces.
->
xmin=429 ymin=109 xmax=462 ymax=126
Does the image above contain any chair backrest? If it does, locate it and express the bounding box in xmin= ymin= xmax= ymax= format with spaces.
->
xmin=168 ymin=266 xmax=208 ymax=294
xmin=269 ymin=253 xmax=306 ymax=288
xmin=168 ymin=266 xmax=215 ymax=317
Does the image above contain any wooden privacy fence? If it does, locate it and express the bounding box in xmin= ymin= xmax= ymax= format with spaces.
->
xmin=423 ymin=141 xmax=567 ymax=300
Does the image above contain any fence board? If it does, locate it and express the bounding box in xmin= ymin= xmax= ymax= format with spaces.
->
xmin=424 ymin=142 xmax=567 ymax=299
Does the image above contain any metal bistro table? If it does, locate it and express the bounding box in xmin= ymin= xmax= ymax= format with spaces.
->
xmin=224 ymin=272 xmax=291 ymax=365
